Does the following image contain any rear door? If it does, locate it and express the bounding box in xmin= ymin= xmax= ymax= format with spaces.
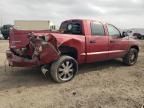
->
xmin=107 ymin=24 xmax=129 ymax=59
xmin=86 ymin=21 xmax=109 ymax=63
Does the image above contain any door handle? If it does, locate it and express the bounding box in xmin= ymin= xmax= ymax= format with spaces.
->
xmin=90 ymin=40 xmax=96 ymax=43
xmin=110 ymin=40 xmax=115 ymax=43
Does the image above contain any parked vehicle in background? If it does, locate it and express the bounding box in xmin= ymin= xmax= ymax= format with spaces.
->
xmin=6 ymin=19 xmax=140 ymax=83
xmin=126 ymin=28 xmax=144 ymax=40
xmin=133 ymin=33 xmax=144 ymax=39
xmin=0 ymin=25 xmax=13 ymax=39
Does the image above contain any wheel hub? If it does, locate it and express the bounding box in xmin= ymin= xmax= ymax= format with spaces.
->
xmin=58 ymin=61 xmax=74 ymax=81
xmin=63 ymin=67 xmax=70 ymax=74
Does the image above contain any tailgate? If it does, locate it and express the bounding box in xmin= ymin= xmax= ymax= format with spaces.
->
xmin=9 ymin=28 xmax=50 ymax=49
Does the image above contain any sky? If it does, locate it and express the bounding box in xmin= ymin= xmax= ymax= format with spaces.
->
xmin=0 ymin=0 xmax=144 ymax=29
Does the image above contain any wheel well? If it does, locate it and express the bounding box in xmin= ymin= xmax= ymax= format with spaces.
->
xmin=131 ymin=46 xmax=139 ymax=52
xmin=59 ymin=46 xmax=78 ymax=60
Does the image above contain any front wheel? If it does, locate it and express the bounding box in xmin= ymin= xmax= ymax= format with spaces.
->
xmin=123 ymin=48 xmax=138 ymax=66
xmin=50 ymin=56 xmax=78 ymax=83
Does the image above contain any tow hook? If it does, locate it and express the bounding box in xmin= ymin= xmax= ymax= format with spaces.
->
xmin=41 ymin=65 xmax=49 ymax=77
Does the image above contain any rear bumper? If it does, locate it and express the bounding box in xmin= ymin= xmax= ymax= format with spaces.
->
xmin=6 ymin=50 xmax=39 ymax=67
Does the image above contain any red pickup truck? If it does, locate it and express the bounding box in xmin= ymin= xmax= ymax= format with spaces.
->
xmin=6 ymin=19 xmax=139 ymax=83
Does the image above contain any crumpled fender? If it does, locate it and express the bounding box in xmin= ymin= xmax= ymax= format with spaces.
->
xmin=30 ymin=33 xmax=60 ymax=64
xmin=48 ymin=33 xmax=82 ymax=48
xmin=33 ymin=33 xmax=82 ymax=49
xmin=48 ymin=33 xmax=85 ymax=63
xmin=32 ymin=33 xmax=83 ymax=64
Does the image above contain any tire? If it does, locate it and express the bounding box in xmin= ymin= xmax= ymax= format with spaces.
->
xmin=50 ymin=55 xmax=78 ymax=83
xmin=123 ymin=48 xmax=138 ymax=66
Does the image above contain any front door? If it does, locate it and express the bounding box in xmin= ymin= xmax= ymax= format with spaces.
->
xmin=107 ymin=24 xmax=129 ymax=59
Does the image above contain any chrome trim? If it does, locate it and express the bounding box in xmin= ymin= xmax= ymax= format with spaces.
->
xmin=81 ymin=50 xmax=125 ymax=56
xmin=12 ymin=41 xmax=21 ymax=43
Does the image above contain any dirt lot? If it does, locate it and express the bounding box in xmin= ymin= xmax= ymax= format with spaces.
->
xmin=0 ymin=40 xmax=144 ymax=108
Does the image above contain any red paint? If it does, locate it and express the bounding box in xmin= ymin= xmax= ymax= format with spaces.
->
xmin=6 ymin=19 xmax=139 ymax=67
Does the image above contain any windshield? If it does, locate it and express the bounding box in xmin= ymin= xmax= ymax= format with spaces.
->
xmin=59 ymin=20 xmax=83 ymax=35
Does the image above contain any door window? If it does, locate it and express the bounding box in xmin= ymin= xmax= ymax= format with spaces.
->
xmin=91 ymin=22 xmax=105 ymax=36
xmin=107 ymin=24 xmax=121 ymax=37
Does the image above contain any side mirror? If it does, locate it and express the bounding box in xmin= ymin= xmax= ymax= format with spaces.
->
xmin=121 ymin=31 xmax=128 ymax=38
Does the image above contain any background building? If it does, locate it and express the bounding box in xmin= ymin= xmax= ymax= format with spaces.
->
xmin=14 ymin=20 xmax=56 ymax=30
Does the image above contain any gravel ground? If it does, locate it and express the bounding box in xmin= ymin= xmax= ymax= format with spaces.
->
xmin=0 ymin=40 xmax=144 ymax=108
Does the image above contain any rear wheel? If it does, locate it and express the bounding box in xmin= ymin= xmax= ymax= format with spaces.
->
xmin=50 ymin=56 xmax=78 ymax=83
xmin=123 ymin=48 xmax=138 ymax=66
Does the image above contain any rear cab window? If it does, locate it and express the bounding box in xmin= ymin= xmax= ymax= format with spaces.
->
xmin=59 ymin=20 xmax=83 ymax=35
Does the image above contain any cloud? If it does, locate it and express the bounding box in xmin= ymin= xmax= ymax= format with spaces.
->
xmin=0 ymin=0 xmax=144 ymax=28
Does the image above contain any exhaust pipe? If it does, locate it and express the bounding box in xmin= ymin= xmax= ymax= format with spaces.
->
xmin=41 ymin=65 xmax=49 ymax=77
